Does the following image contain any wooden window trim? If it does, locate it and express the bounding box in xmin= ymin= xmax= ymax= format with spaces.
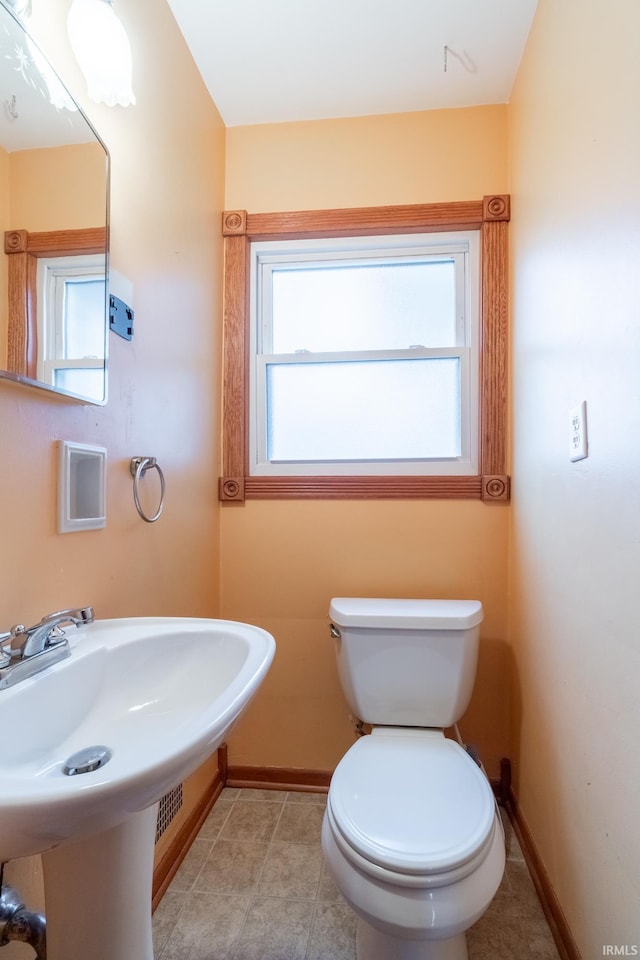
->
xmin=219 ymin=197 xmax=509 ymax=503
xmin=4 ymin=226 xmax=107 ymax=381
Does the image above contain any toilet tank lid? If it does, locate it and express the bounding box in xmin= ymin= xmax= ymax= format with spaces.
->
xmin=329 ymin=598 xmax=483 ymax=630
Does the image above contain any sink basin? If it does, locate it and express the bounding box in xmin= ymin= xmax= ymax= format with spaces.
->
xmin=0 ymin=616 xmax=275 ymax=863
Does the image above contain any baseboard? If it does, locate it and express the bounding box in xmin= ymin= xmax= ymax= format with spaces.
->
xmin=226 ymin=764 xmax=331 ymax=792
xmin=226 ymin=752 xmax=509 ymax=798
xmin=505 ymin=776 xmax=582 ymax=960
xmin=228 ymin=766 xmax=505 ymax=798
xmin=151 ymin=768 xmax=224 ymax=911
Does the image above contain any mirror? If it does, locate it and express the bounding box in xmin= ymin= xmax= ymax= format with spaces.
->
xmin=0 ymin=0 xmax=109 ymax=404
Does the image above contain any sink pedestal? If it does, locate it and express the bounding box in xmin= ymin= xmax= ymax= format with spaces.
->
xmin=42 ymin=804 xmax=159 ymax=960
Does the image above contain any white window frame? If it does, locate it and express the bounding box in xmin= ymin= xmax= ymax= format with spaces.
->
xmin=249 ymin=231 xmax=480 ymax=477
xmin=36 ymin=254 xmax=106 ymax=389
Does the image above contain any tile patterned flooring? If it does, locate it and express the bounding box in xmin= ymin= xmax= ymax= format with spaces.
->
xmin=153 ymin=787 xmax=562 ymax=960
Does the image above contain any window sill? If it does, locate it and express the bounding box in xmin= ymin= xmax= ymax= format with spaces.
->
xmin=219 ymin=474 xmax=510 ymax=502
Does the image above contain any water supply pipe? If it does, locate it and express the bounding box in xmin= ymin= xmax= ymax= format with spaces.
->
xmin=0 ymin=883 xmax=46 ymax=959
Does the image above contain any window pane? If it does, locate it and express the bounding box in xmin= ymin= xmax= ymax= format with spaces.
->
xmin=266 ymin=358 xmax=460 ymax=461
xmin=64 ymin=278 xmax=106 ymax=359
xmin=271 ymin=260 xmax=456 ymax=353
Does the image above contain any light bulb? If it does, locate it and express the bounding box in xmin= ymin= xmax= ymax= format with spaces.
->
xmin=67 ymin=0 xmax=135 ymax=107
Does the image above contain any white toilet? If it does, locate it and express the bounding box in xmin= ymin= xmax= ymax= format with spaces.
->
xmin=322 ymin=598 xmax=505 ymax=960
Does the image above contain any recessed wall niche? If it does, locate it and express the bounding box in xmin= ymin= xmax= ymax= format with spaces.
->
xmin=58 ymin=441 xmax=107 ymax=533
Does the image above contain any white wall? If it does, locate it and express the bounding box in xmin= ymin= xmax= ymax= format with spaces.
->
xmin=509 ymin=0 xmax=640 ymax=952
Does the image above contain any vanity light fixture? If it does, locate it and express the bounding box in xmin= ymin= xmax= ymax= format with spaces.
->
xmin=5 ymin=0 xmax=32 ymax=20
xmin=5 ymin=0 xmax=77 ymax=110
xmin=67 ymin=0 xmax=135 ymax=107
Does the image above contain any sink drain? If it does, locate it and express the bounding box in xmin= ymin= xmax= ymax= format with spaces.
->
xmin=63 ymin=745 xmax=112 ymax=776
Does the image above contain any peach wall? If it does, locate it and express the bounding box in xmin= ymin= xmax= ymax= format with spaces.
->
xmin=0 ymin=0 xmax=224 ymax=945
xmin=8 ymin=142 xmax=106 ymax=229
xmin=221 ymin=106 xmax=511 ymax=777
xmin=226 ymin=105 xmax=508 ymax=212
xmin=508 ymin=0 xmax=640 ymax=953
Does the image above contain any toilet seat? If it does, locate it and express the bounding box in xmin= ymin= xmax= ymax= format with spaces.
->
xmin=327 ymin=729 xmax=497 ymax=886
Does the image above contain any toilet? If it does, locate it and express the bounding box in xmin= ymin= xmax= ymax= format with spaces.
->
xmin=322 ymin=598 xmax=505 ymax=960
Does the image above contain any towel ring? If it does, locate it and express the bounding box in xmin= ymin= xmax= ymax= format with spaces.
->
xmin=130 ymin=456 xmax=165 ymax=523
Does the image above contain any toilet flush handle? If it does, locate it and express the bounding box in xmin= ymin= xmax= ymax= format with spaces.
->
xmin=329 ymin=623 xmax=341 ymax=639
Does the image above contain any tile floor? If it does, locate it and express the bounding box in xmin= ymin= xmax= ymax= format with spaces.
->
xmin=152 ymin=787 xmax=562 ymax=960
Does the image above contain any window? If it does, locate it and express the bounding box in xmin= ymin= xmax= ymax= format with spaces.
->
xmin=251 ymin=233 xmax=478 ymax=476
xmin=220 ymin=197 xmax=510 ymax=502
xmin=37 ymin=254 xmax=107 ymax=403
xmin=3 ymin=225 xmax=108 ymax=404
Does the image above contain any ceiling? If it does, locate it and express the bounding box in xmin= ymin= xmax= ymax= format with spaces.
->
xmin=166 ymin=0 xmax=539 ymax=128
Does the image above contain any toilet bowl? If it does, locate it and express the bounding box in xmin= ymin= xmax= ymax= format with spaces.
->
xmin=322 ymin=598 xmax=505 ymax=960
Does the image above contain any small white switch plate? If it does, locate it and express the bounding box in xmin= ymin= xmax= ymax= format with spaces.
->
xmin=569 ymin=401 xmax=588 ymax=462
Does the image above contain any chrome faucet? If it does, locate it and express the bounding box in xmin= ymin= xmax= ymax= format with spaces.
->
xmin=0 ymin=606 xmax=94 ymax=689
xmin=7 ymin=606 xmax=95 ymax=658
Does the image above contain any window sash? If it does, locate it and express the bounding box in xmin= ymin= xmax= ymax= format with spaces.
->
xmin=36 ymin=255 xmax=107 ymax=383
xmin=256 ymin=242 xmax=468 ymax=354
xmin=254 ymin=348 xmax=475 ymax=475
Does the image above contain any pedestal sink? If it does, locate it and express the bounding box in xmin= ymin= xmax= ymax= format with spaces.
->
xmin=0 ymin=616 xmax=275 ymax=959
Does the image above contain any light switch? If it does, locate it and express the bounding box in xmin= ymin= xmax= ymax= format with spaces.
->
xmin=569 ymin=401 xmax=588 ymax=462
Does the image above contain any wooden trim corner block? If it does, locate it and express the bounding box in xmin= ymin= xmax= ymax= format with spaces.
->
xmin=483 ymin=195 xmax=511 ymax=221
xmin=482 ymin=475 xmax=510 ymax=502
xmin=4 ymin=229 xmax=28 ymax=254
xmin=219 ymin=476 xmax=245 ymax=501
xmin=222 ymin=210 xmax=247 ymax=236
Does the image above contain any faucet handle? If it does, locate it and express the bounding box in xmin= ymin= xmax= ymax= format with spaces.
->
xmin=0 ymin=626 xmax=28 ymax=661
xmin=0 ymin=632 xmax=13 ymax=667
xmin=38 ymin=607 xmax=94 ymax=628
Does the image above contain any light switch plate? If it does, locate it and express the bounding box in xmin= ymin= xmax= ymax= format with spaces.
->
xmin=569 ymin=401 xmax=588 ymax=462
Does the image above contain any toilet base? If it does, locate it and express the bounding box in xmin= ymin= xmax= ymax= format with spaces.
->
xmin=357 ymin=920 xmax=468 ymax=960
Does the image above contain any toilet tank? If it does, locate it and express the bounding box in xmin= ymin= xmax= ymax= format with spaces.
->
xmin=329 ymin=598 xmax=483 ymax=728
